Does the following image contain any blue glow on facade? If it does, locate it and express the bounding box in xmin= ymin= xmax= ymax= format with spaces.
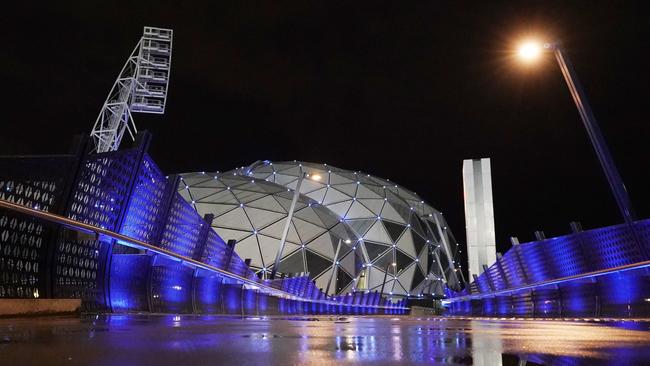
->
xmin=447 ymin=220 xmax=650 ymax=318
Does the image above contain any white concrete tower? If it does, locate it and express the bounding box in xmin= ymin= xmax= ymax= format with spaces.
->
xmin=462 ymin=158 xmax=497 ymax=279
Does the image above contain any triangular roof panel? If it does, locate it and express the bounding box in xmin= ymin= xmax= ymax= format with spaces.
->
xmin=345 ymin=201 xmax=376 ymax=219
xmin=243 ymin=207 xmax=285 ymax=230
xmin=396 ymin=229 xmax=417 ymax=257
xmin=364 ymin=220 xmax=392 ymax=245
xmin=245 ymin=195 xmax=286 ymax=213
xmin=323 ymin=188 xmax=351 ymax=205
xmin=306 ymin=232 xmax=336 ymax=258
xmin=381 ymin=204 xmax=407 ymax=224
xmin=358 ymin=198 xmax=384 ymax=215
xmin=212 ymin=207 xmax=253 ymax=231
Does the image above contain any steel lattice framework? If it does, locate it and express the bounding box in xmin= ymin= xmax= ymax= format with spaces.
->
xmin=177 ymin=172 xmax=364 ymax=295
xmin=90 ymin=27 xmax=173 ymax=153
xmin=179 ymin=161 xmax=466 ymax=297
xmin=245 ymin=161 xmax=465 ymax=294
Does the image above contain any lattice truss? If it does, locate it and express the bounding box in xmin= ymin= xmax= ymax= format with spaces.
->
xmin=178 ymin=173 xmax=363 ymax=295
xmin=179 ymin=161 xmax=464 ymax=296
xmin=90 ymin=27 xmax=173 ymax=153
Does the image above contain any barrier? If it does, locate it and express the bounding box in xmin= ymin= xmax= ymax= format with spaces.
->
xmin=0 ymin=133 xmax=408 ymax=315
xmin=446 ymin=220 xmax=650 ymax=318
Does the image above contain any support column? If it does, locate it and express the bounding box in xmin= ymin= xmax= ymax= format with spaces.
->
xmin=270 ymin=172 xmax=305 ymax=279
xmin=463 ymin=158 xmax=496 ymax=279
xmin=192 ymin=214 xmax=215 ymax=262
xmin=325 ymin=239 xmax=342 ymax=295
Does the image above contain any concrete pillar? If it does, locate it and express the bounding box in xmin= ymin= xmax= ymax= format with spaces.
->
xmin=463 ymin=158 xmax=497 ymax=279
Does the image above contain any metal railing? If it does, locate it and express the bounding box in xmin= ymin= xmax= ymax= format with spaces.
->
xmin=0 ymin=198 xmax=408 ymax=311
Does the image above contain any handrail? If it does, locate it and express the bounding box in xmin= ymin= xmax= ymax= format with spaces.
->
xmin=0 ymin=199 xmax=407 ymax=310
xmin=445 ymin=256 xmax=650 ymax=302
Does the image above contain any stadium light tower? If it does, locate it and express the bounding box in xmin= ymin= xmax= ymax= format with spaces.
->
xmin=90 ymin=26 xmax=173 ymax=153
xmin=516 ymin=40 xmax=636 ymax=227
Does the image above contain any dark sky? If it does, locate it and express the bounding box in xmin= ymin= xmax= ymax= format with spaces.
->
xmin=1 ymin=2 xmax=648 ymax=269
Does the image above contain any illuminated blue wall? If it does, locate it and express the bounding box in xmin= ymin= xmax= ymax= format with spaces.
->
xmin=447 ymin=220 xmax=650 ymax=318
xmin=0 ymin=132 xmax=409 ymax=316
xmin=109 ymin=254 xmax=152 ymax=312
xmin=194 ymin=271 xmax=224 ymax=314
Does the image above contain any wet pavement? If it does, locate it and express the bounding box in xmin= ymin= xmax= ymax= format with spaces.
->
xmin=1 ymin=315 xmax=649 ymax=365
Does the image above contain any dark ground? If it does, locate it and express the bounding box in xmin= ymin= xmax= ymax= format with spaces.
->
xmin=1 ymin=315 xmax=649 ymax=365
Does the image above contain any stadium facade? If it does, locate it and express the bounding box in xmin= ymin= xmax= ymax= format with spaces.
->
xmin=179 ymin=161 xmax=464 ymax=296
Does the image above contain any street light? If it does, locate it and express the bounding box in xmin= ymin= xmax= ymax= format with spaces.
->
xmin=517 ymin=41 xmax=542 ymax=61
xmin=515 ymin=39 xmax=637 ymax=229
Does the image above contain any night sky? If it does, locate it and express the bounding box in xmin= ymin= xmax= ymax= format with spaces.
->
xmin=1 ymin=2 xmax=648 ymax=272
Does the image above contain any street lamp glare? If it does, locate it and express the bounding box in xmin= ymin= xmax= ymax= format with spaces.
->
xmin=311 ymin=174 xmax=322 ymax=181
xmin=518 ymin=41 xmax=542 ymax=61
xmin=512 ymin=37 xmax=637 ymax=232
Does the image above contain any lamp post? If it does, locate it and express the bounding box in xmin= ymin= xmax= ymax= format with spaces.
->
xmin=516 ymin=40 xmax=636 ymax=228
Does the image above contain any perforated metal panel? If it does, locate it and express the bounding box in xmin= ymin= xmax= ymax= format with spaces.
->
xmin=67 ymin=151 xmax=137 ymax=229
xmin=0 ymin=213 xmax=47 ymax=299
xmin=580 ymin=224 xmax=644 ymax=270
xmin=57 ymin=150 xmax=140 ymax=309
xmin=0 ymin=156 xmax=77 ymax=299
xmin=1 ymin=135 xmax=410 ymax=316
xmin=518 ymin=242 xmax=553 ymax=283
xmin=447 ymin=219 xmax=650 ymax=318
xmin=635 ymin=220 xmax=650 ymax=255
xmin=545 ymin=235 xmax=588 ymax=277
xmin=159 ymin=193 xmax=204 ymax=257
xmin=52 ymin=229 xmax=107 ymax=310
xmin=201 ymin=230 xmax=229 ymax=268
xmin=119 ymin=155 xmax=169 ymax=244
xmin=227 ymin=249 xmax=258 ymax=281
xmin=499 ymin=250 xmax=526 ymax=288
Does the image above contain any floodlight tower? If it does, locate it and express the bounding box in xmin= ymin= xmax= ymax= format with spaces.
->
xmin=90 ymin=26 xmax=173 ymax=153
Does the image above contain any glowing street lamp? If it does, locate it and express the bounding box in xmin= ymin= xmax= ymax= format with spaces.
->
xmin=515 ymin=39 xmax=636 ymax=228
xmin=517 ymin=41 xmax=542 ymax=61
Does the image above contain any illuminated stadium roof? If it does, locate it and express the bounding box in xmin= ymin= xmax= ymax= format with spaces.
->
xmin=179 ymin=162 xmax=463 ymax=296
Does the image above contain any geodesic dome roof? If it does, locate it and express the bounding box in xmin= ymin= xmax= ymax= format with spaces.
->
xmin=243 ymin=161 xmax=463 ymax=296
xmin=178 ymin=172 xmax=363 ymax=294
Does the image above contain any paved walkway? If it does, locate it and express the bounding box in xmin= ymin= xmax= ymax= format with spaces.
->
xmin=1 ymin=315 xmax=649 ymax=365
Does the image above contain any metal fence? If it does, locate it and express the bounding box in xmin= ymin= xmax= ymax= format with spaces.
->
xmin=446 ymin=220 xmax=650 ymax=318
xmin=0 ymin=133 xmax=407 ymax=315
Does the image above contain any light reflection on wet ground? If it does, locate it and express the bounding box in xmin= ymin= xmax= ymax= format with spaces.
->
xmin=0 ymin=315 xmax=649 ymax=365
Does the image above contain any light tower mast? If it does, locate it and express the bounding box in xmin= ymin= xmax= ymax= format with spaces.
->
xmin=90 ymin=26 xmax=173 ymax=153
